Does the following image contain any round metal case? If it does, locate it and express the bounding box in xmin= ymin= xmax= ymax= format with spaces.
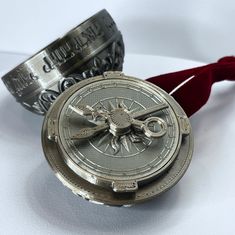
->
xmin=42 ymin=72 xmax=193 ymax=206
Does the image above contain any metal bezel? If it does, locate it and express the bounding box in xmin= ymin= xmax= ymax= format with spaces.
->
xmin=42 ymin=72 xmax=193 ymax=206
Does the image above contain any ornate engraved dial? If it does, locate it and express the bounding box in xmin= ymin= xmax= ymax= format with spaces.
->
xmin=57 ymin=74 xmax=182 ymax=191
xmin=89 ymin=97 xmax=152 ymax=157
xmin=42 ymin=72 xmax=193 ymax=205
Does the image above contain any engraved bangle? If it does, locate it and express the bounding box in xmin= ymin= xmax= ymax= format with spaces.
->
xmin=1 ymin=9 xmax=125 ymax=115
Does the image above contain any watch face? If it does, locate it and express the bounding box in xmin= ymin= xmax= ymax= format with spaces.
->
xmin=42 ymin=72 xmax=193 ymax=206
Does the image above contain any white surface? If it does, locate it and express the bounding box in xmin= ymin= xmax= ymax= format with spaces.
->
xmin=1 ymin=53 xmax=235 ymax=235
xmin=1 ymin=0 xmax=235 ymax=62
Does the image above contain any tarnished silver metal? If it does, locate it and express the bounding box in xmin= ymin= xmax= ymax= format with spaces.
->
xmin=42 ymin=72 xmax=193 ymax=206
xmin=70 ymin=103 xmax=169 ymax=139
xmin=1 ymin=9 xmax=124 ymax=115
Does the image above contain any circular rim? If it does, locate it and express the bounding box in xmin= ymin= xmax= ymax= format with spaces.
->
xmin=57 ymin=77 xmax=181 ymax=187
xmin=42 ymin=72 xmax=193 ymax=206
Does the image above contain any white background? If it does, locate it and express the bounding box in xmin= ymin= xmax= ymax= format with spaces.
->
xmin=1 ymin=1 xmax=235 ymax=235
xmin=1 ymin=0 xmax=235 ymax=62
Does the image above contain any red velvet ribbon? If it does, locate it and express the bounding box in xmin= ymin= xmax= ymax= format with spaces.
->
xmin=146 ymin=56 xmax=235 ymax=117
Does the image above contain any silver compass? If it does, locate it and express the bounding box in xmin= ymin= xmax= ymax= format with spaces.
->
xmin=42 ymin=71 xmax=193 ymax=206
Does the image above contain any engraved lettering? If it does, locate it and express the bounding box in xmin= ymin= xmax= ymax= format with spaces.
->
xmin=9 ymin=71 xmax=38 ymax=97
xmin=73 ymin=36 xmax=87 ymax=52
xmin=43 ymin=56 xmax=55 ymax=73
xmin=72 ymin=36 xmax=85 ymax=51
xmin=12 ymin=78 xmax=25 ymax=96
xmin=91 ymin=22 xmax=104 ymax=37
xmin=81 ymin=25 xmax=102 ymax=44
xmin=62 ymin=42 xmax=75 ymax=59
xmin=50 ymin=42 xmax=76 ymax=65
xmin=54 ymin=49 xmax=65 ymax=63
xmin=29 ymin=73 xmax=38 ymax=81
xmin=48 ymin=21 xmax=107 ymax=67
xmin=101 ymin=15 xmax=116 ymax=33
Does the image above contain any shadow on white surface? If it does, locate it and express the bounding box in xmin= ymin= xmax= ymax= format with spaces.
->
xmin=0 ymin=96 xmax=42 ymax=141
xmin=26 ymin=162 xmax=183 ymax=233
xmin=0 ymin=83 xmax=185 ymax=234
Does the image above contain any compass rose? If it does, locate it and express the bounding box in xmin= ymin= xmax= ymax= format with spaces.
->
xmin=69 ymin=97 xmax=168 ymax=156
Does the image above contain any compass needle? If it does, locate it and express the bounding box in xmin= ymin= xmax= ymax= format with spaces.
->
xmin=132 ymin=103 xmax=168 ymax=119
xmin=69 ymin=104 xmax=94 ymax=116
xmin=71 ymin=123 xmax=109 ymax=140
xmin=129 ymin=107 xmax=140 ymax=114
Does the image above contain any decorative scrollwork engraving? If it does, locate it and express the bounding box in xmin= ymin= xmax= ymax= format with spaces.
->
xmin=58 ymin=76 xmax=77 ymax=93
xmin=21 ymin=101 xmax=44 ymax=115
xmin=37 ymin=38 xmax=124 ymax=114
xmin=38 ymin=90 xmax=60 ymax=113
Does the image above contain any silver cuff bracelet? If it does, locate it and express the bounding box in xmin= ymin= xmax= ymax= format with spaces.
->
xmin=1 ymin=9 xmax=124 ymax=115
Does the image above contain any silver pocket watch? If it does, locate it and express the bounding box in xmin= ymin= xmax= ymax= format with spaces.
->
xmin=42 ymin=71 xmax=193 ymax=206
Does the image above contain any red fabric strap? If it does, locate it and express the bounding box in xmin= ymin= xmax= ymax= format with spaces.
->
xmin=146 ymin=56 xmax=235 ymax=117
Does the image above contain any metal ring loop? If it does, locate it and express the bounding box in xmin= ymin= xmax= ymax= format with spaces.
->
xmin=143 ymin=117 xmax=167 ymax=138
